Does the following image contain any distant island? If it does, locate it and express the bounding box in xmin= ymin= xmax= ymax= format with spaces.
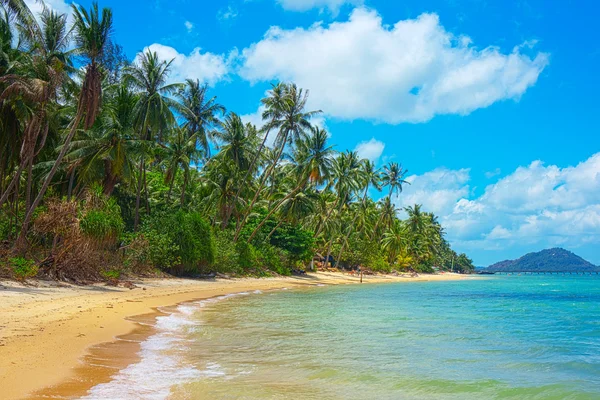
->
xmin=485 ymin=248 xmax=600 ymax=273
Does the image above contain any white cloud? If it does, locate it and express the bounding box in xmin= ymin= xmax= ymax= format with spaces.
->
xmin=395 ymin=168 xmax=471 ymax=217
xmin=139 ymin=44 xmax=231 ymax=86
xmin=218 ymin=5 xmax=239 ymax=21
xmin=276 ymin=0 xmax=363 ymax=13
xmin=394 ymin=153 xmax=600 ymax=264
xmin=485 ymin=168 xmax=501 ymax=178
xmin=354 ymin=138 xmax=385 ymax=163
xmin=240 ymin=8 xmax=549 ymax=124
xmin=25 ymin=0 xmax=71 ymax=16
xmin=184 ymin=21 xmax=194 ymax=32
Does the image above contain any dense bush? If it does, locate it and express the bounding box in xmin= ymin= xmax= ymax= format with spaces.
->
xmin=137 ymin=211 xmax=215 ymax=275
xmin=80 ymin=198 xmax=124 ymax=246
xmin=9 ymin=257 xmax=38 ymax=280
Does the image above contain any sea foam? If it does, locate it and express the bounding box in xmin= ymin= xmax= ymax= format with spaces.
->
xmin=82 ymin=292 xmax=257 ymax=400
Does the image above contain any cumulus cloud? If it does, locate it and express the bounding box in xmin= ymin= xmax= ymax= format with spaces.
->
xmin=184 ymin=21 xmax=194 ymax=32
xmin=276 ymin=0 xmax=363 ymax=13
xmin=138 ymin=44 xmax=231 ymax=86
xmin=396 ymin=168 xmax=471 ymax=217
xmin=394 ymin=153 xmax=600 ymax=262
xmin=240 ymin=8 xmax=549 ymax=123
xmin=354 ymin=138 xmax=385 ymax=163
xmin=25 ymin=0 xmax=71 ymax=16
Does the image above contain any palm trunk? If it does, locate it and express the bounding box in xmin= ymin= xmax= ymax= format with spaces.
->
xmin=372 ymin=189 xmax=393 ymax=240
xmin=24 ymin=157 xmax=33 ymax=213
xmin=167 ymin=173 xmax=176 ymax=204
xmin=334 ymin=187 xmax=369 ymax=268
xmin=0 ymin=114 xmax=44 ymax=209
xmin=144 ymin=167 xmax=150 ymax=214
xmin=226 ymin=123 xmax=274 ymax=225
xmin=134 ymin=158 xmax=144 ymax=231
xmin=0 ymin=158 xmax=27 ymax=209
xmin=67 ymin=167 xmax=76 ymax=201
xmin=334 ymin=237 xmax=347 ymax=269
xmin=15 ymin=112 xmax=84 ymax=253
xmin=180 ymin=170 xmax=188 ymax=208
xmin=246 ymin=178 xmax=304 ymax=243
xmin=234 ymin=129 xmax=288 ymax=242
xmin=266 ymin=220 xmax=283 ymax=241
xmin=324 ymin=239 xmax=333 ymax=269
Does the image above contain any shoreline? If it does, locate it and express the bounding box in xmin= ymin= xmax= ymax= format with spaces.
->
xmin=0 ymin=272 xmax=470 ymax=399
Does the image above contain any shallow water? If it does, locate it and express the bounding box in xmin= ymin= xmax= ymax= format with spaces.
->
xmin=85 ymin=276 xmax=600 ymax=399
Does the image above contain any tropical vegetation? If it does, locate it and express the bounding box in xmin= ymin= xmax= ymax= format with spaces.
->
xmin=0 ymin=1 xmax=474 ymax=282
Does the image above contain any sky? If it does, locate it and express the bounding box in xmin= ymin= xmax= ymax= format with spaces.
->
xmin=32 ymin=0 xmax=600 ymax=266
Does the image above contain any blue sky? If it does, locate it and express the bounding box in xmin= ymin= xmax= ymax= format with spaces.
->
xmin=36 ymin=0 xmax=600 ymax=266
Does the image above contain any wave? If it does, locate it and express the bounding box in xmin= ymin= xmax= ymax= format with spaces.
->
xmin=81 ymin=292 xmax=259 ymax=400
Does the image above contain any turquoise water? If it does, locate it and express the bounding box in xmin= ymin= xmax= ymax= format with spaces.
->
xmin=86 ymin=276 xmax=600 ymax=399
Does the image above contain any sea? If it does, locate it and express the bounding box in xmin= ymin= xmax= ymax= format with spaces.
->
xmin=82 ymin=275 xmax=600 ymax=399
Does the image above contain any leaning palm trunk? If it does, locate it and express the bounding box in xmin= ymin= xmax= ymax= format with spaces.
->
xmin=334 ymin=185 xmax=370 ymax=269
xmin=0 ymin=114 xmax=47 ymax=209
xmin=226 ymin=122 xmax=274 ymax=227
xmin=15 ymin=62 xmax=103 ymax=251
xmin=133 ymin=158 xmax=145 ymax=231
xmin=15 ymin=111 xmax=84 ymax=251
xmin=235 ymin=129 xmax=289 ymax=242
xmin=246 ymin=177 xmax=305 ymax=243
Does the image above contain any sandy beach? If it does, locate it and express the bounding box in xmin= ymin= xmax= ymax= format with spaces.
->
xmin=0 ymin=272 xmax=468 ymax=399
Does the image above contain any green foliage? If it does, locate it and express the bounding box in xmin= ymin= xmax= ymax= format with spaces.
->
xmin=80 ymin=198 xmax=124 ymax=244
xmin=9 ymin=257 xmax=38 ymax=281
xmin=101 ymin=269 xmax=121 ymax=280
xmin=269 ymin=223 xmax=314 ymax=264
xmin=0 ymin=0 xmax=475 ymax=281
xmin=213 ymin=230 xmax=244 ymax=275
xmin=139 ymin=211 xmax=215 ymax=274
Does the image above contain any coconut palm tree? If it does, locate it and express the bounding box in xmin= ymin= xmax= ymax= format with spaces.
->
xmin=16 ymin=2 xmax=112 ymax=250
xmin=0 ymin=5 xmax=73 ymax=209
xmin=246 ymin=127 xmax=334 ymax=243
xmin=161 ymin=126 xmax=201 ymax=206
xmin=175 ymin=78 xmax=224 ymax=160
xmin=334 ymin=159 xmax=382 ymax=267
xmin=235 ymin=83 xmax=321 ymax=241
xmin=65 ymin=84 xmax=141 ymax=196
xmin=124 ymin=49 xmax=182 ymax=229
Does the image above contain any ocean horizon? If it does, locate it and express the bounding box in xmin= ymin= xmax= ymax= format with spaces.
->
xmin=81 ymin=275 xmax=600 ymax=399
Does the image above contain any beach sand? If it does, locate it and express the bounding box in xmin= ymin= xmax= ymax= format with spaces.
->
xmin=0 ymin=272 xmax=468 ymax=399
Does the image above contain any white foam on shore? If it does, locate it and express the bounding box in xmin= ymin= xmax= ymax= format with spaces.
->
xmin=81 ymin=292 xmax=258 ymax=400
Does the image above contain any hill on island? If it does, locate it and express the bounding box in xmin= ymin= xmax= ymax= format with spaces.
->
xmin=486 ymin=248 xmax=600 ymax=273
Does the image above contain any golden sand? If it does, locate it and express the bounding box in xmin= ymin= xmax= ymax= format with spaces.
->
xmin=0 ymin=272 xmax=469 ymax=399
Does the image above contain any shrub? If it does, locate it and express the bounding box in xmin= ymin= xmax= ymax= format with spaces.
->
xmin=80 ymin=198 xmax=124 ymax=246
xmin=213 ymin=230 xmax=243 ymax=274
xmin=139 ymin=211 xmax=215 ymax=275
xmin=101 ymin=269 xmax=121 ymax=280
xmin=10 ymin=257 xmax=38 ymax=281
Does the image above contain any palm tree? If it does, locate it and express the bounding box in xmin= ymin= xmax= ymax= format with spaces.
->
xmin=334 ymin=159 xmax=381 ymax=267
xmin=230 ymin=83 xmax=287 ymax=218
xmin=235 ymin=83 xmax=321 ymax=241
xmin=161 ymin=127 xmax=201 ymax=206
xmin=124 ymin=50 xmax=182 ymax=229
xmin=246 ymin=127 xmax=334 ymax=243
xmin=65 ymin=84 xmax=141 ymax=196
xmin=16 ymin=2 xmax=112 ymax=250
xmin=209 ymin=114 xmax=260 ymax=228
xmin=373 ymin=162 xmax=409 ymax=239
xmin=0 ymin=4 xmax=73 ymax=210
xmin=175 ymin=78 xmax=224 ymax=160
